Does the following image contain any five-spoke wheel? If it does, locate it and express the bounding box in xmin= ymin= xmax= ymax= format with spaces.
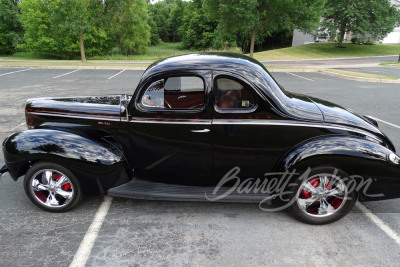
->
xmin=24 ymin=162 xmax=82 ymax=212
xmin=289 ymin=167 xmax=357 ymax=224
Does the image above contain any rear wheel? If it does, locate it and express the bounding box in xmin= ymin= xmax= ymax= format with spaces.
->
xmin=289 ymin=167 xmax=357 ymax=224
xmin=24 ymin=162 xmax=83 ymax=212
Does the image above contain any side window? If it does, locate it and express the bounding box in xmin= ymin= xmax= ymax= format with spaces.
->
xmin=141 ymin=80 xmax=165 ymax=108
xmin=215 ymin=77 xmax=256 ymax=110
xmin=140 ymin=76 xmax=205 ymax=110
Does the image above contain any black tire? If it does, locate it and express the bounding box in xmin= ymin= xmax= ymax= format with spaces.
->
xmin=24 ymin=162 xmax=83 ymax=212
xmin=288 ymin=167 xmax=357 ymax=225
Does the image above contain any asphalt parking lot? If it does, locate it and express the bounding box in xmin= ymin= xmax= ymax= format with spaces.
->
xmin=1 ymin=67 xmax=400 ymax=266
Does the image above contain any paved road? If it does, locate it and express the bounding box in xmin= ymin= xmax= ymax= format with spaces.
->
xmin=1 ymin=68 xmax=400 ymax=266
xmin=262 ymin=55 xmax=399 ymax=67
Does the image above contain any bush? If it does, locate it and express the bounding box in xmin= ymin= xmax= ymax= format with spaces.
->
xmin=351 ymin=37 xmax=359 ymax=44
xmin=364 ymin=40 xmax=374 ymax=45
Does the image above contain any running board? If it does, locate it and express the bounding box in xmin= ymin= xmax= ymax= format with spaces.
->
xmin=107 ymin=179 xmax=274 ymax=204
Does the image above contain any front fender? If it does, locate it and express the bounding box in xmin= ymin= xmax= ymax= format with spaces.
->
xmin=276 ymin=135 xmax=400 ymax=200
xmin=2 ymin=129 xmax=129 ymax=193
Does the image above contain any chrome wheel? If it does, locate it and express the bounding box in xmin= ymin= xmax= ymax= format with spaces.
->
xmin=24 ymin=162 xmax=82 ymax=212
xmin=296 ymin=173 xmax=347 ymax=217
xmin=29 ymin=169 xmax=74 ymax=208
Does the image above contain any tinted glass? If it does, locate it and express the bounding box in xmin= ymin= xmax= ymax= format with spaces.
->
xmin=141 ymin=80 xmax=165 ymax=108
xmin=141 ymin=76 xmax=205 ymax=110
xmin=215 ymin=78 xmax=256 ymax=110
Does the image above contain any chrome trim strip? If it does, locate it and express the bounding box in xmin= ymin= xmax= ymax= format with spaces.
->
xmin=191 ymin=129 xmax=210 ymax=133
xmin=130 ymin=117 xmax=212 ymax=125
xmin=28 ymin=112 xmax=121 ymax=122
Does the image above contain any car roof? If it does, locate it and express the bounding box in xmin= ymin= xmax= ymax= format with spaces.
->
xmin=140 ymin=53 xmax=268 ymax=82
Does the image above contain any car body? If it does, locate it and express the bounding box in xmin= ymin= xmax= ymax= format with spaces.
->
xmin=2 ymin=53 xmax=400 ymax=224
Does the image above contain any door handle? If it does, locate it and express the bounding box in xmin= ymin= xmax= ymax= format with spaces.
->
xmin=191 ymin=129 xmax=210 ymax=133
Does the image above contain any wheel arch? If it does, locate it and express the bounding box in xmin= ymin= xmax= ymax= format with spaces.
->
xmin=3 ymin=129 xmax=131 ymax=194
xmin=274 ymin=135 xmax=400 ymax=201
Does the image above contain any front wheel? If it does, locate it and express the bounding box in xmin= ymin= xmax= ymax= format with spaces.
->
xmin=289 ymin=167 xmax=357 ymax=225
xmin=24 ymin=162 xmax=83 ymax=212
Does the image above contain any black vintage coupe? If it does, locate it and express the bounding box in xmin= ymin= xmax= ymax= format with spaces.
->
xmin=2 ymin=53 xmax=400 ymax=224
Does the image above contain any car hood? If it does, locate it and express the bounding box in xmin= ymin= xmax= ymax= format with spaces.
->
xmin=307 ymin=96 xmax=382 ymax=135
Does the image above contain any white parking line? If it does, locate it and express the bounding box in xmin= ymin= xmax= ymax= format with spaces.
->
xmin=0 ymin=122 xmax=26 ymax=133
xmin=0 ymin=68 xmax=32 ymax=77
xmin=356 ymin=202 xmax=400 ymax=246
xmin=70 ymin=196 xmax=113 ymax=267
xmin=53 ymin=69 xmax=80 ymax=79
xmin=368 ymin=116 xmax=400 ymax=130
xmin=108 ymin=69 xmax=126 ymax=80
xmin=287 ymin=72 xmax=315 ymax=82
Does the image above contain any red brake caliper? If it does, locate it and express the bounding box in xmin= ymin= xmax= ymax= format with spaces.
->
xmin=62 ymin=183 xmax=71 ymax=191
xmin=34 ymin=191 xmax=47 ymax=202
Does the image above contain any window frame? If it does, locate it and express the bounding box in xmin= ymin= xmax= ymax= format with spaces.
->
xmin=213 ymin=74 xmax=259 ymax=114
xmin=136 ymin=73 xmax=207 ymax=113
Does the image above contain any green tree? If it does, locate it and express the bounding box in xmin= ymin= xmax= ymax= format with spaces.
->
xmin=19 ymin=0 xmax=59 ymax=54
xmin=19 ymin=0 xmax=111 ymax=60
xmin=168 ymin=0 xmax=186 ymax=42
xmin=319 ymin=0 xmax=400 ymax=47
xmin=50 ymin=0 xmax=108 ymax=61
xmin=0 ymin=0 xmax=23 ymax=54
xmin=108 ymin=0 xmax=150 ymax=54
xmin=204 ymin=0 xmax=325 ymax=57
xmin=19 ymin=0 xmax=150 ymax=59
xmin=148 ymin=14 xmax=161 ymax=45
xmin=179 ymin=0 xmax=216 ymax=49
xmin=149 ymin=1 xmax=171 ymax=42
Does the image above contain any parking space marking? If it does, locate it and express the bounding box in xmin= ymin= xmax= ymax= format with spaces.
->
xmin=369 ymin=116 xmax=400 ymax=130
xmin=0 ymin=122 xmax=25 ymax=133
xmin=287 ymin=72 xmax=315 ymax=82
xmin=70 ymin=196 xmax=113 ymax=267
xmin=108 ymin=69 xmax=126 ymax=80
xmin=356 ymin=202 xmax=400 ymax=246
xmin=0 ymin=68 xmax=32 ymax=77
xmin=53 ymin=69 xmax=80 ymax=79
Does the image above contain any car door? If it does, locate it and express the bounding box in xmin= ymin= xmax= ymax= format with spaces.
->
xmin=129 ymin=70 xmax=213 ymax=186
xmin=211 ymin=71 xmax=288 ymax=183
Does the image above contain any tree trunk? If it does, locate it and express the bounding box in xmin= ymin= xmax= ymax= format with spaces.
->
xmin=250 ymin=29 xmax=258 ymax=58
xmin=79 ymin=31 xmax=86 ymax=62
xmin=337 ymin=22 xmax=347 ymax=47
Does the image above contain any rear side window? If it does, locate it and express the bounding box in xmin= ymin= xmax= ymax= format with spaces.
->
xmin=215 ymin=77 xmax=256 ymax=110
xmin=141 ymin=76 xmax=205 ymax=110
